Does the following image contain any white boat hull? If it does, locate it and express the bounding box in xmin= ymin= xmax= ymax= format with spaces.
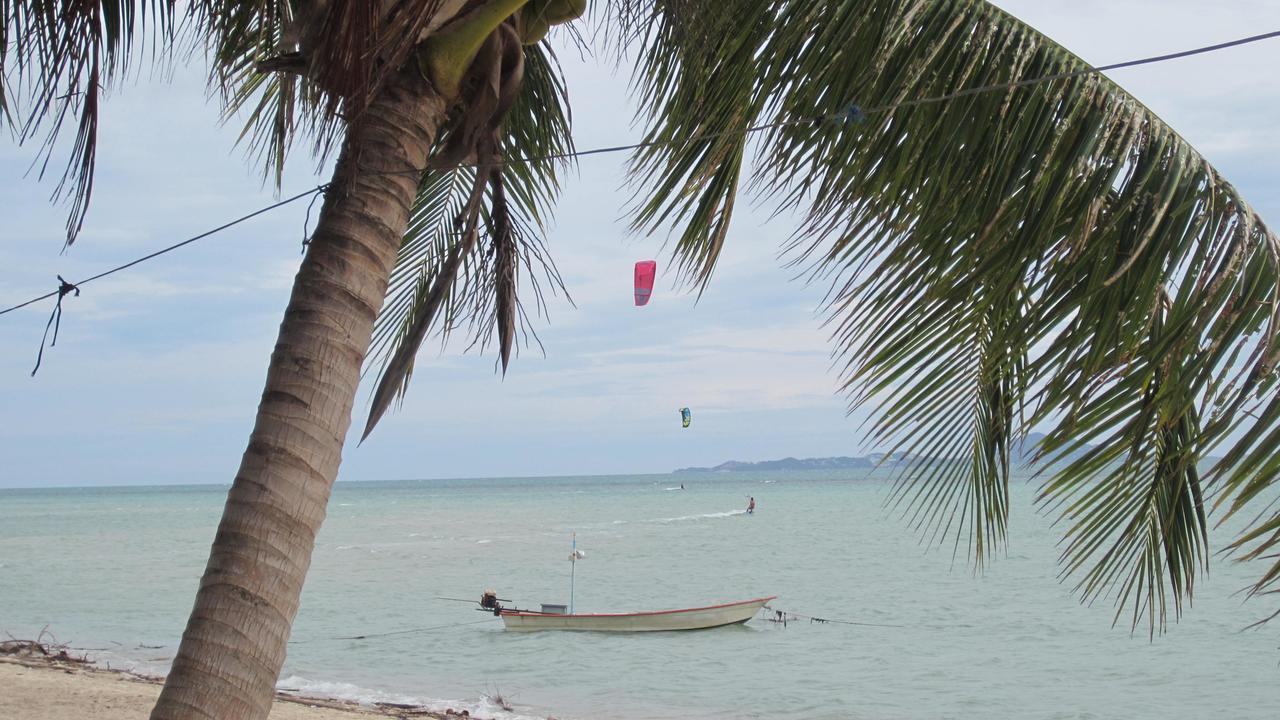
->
xmin=499 ymin=596 xmax=776 ymax=632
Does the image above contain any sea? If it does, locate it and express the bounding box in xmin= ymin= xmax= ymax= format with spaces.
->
xmin=1 ymin=470 xmax=1277 ymax=720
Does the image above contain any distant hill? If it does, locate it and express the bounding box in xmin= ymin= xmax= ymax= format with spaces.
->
xmin=673 ymin=434 xmax=1060 ymax=474
xmin=674 ymin=456 xmax=872 ymax=473
xmin=674 ymin=454 xmax=912 ymax=474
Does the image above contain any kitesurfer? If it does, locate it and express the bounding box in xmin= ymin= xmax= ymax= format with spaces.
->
xmin=747 ymin=497 xmax=755 ymax=514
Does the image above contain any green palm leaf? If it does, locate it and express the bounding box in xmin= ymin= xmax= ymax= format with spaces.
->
xmin=624 ymin=0 xmax=773 ymax=289
xmin=196 ymin=0 xmax=451 ymax=182
xmin=362 ymin=40 xmax=573 ymax=437
xmin=2 ymin=0 xmax=176 ymax=243
xmin=615 ymin=0 xmax=1279 ymax=630
xmin=1038 ymin=292 xmax=1210 ymax=636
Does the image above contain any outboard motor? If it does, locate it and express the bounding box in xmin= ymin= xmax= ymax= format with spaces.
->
xmin=480 ymin=590 xmax=502 ymax=616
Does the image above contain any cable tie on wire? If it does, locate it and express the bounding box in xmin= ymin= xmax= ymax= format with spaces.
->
xmin=31 ymin=275 xmax=80 ymax=376
xmin=301 ymin=187 xmax=328 ymax=254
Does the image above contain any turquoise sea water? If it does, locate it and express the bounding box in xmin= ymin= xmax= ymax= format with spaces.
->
xmin=1 ymin=471 xmax=1277 ymax=719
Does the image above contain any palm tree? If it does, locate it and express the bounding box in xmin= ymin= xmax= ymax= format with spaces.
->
xmin=5 ymin=1 xmax=1279 ymax=718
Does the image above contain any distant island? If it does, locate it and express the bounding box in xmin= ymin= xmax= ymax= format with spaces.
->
xmin=674 ymin=455 xmax=906 ymax=473
xmin=674 ymin=434 xmax=1054 ymax=473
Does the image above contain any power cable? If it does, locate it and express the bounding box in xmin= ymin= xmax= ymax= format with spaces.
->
xmin=413 ymin=28 xmax=1280 ymax=174
xmin=0 ymin=186 xmax=327 ymax=317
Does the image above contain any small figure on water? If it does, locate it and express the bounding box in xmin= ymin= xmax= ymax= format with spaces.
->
xmin=747 ymin=497 xmax=755 ymax=515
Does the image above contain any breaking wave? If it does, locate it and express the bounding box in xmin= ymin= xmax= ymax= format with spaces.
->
xmin=653 ymin=510 xmax=745 ymax=524
xmin=276 ymin=675 xmax=547 ymax=720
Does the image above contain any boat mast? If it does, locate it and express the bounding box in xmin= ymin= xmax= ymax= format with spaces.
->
xmin=569 ymin=532 xmax=585 ymax=614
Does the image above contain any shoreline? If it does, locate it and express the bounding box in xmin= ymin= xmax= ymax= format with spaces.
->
xmin=0 ymin=655 xmax=484 ymax=720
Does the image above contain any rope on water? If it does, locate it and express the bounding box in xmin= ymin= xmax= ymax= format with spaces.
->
xmin=764 ymin=607 xmax=906 ymax=629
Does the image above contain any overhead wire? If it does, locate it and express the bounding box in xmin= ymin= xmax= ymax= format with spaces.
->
xmin=0 ymin=186 xmax=328 ymax=317
xmin=1 ymin=28 xmax=1278 ymax=319
xmin=414 ymin=28 xmax=1280 ymax=173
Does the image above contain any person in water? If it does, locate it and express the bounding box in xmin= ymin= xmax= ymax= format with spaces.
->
xmin=747 ymin=497 xmax=755 ymax=514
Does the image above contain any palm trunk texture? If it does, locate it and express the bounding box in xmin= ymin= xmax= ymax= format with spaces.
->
xmin=151 ymin=68 xmax=449 ymax=720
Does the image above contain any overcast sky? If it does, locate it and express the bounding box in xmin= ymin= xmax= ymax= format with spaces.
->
xmin=2 ymin=1 xmax=1279 ymax=488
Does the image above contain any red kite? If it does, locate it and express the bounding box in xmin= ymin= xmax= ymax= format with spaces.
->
xmin=634 ymin=260 xmax=656 ymax=306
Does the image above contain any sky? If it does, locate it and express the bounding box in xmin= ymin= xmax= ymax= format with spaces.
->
xmin=2 ymin=1 xmax=1279 ymax=488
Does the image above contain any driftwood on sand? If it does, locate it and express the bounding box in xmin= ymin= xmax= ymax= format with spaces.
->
xmin=1 ymin=630 xmax=91 ymax=666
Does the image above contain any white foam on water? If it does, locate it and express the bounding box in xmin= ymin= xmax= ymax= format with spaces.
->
xmin=85 ymin=648 xmax=172 ymax=679
xmin=276 ymin=675 xmax=548 ymax=720
xmin=653 ymin=510 xmax=744 ymax=524
xmin=476 ymin=539 xmax=492 ymax=544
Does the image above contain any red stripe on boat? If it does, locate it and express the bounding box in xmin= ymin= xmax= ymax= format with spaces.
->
xmin=501 ymin=596 xmax=777 ymax=618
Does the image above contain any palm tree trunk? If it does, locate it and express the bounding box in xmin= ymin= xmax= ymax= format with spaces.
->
xmin=151 ymin=67 xmax=449 ymax=720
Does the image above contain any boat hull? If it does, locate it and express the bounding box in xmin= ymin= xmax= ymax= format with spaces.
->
xmin=499 ymin=596 xmax=776 ymax=632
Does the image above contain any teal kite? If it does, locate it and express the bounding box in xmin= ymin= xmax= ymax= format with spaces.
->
xmin=680 ymin=407 xmax=691 ymax=428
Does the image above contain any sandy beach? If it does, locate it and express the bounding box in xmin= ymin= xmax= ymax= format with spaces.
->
xmin=0 ymin=657 xmax=461 ymax=720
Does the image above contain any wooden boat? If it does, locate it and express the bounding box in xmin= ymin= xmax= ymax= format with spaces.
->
xmin=496 ymin=596 xmax=776 ymax=632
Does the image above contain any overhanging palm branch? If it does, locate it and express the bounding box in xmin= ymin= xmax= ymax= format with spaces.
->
xmin=613 ymin=0 xmax=1279 ymax=630
xmin=624 ymin=0 xmax=770 ymax=290
xmin=1039 ymin=291 xmax=1210 ymax=635
xmin=361 ymin=38 xmax=573 ymax=439
xmin=2 ymin=0 xmax=176 ymax=243
xmin=196 ymin=0 xmax=451 ymax=183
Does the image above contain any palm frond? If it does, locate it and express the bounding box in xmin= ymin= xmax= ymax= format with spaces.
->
xmin=1227 ymin=507 xmax=1280 ymax=626
xmin=614 ymin=0 xmax=1280 ymax=629
xmin=362 ymin=39 xmax=573 ymax=438
xmin=1038 ymin=292 xmax=1209 ymax=637
xmin=363 ymin=165 xmax=491 ymax=441
xmin=854 ymin=275 xmax=1028 ymax=566
xmin=193 ymin=0 xmax=450 ymax=182
xmin=491 ymin=170 xmax=518 ymax=373
xmin=624 ymin=0 xmax=771 ymax=289
xmin=3 ymin=0 xmax=176 ymax=244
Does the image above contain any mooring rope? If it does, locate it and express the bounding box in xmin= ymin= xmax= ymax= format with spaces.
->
xmin=763 ymin=607 xmax=907 ymax=629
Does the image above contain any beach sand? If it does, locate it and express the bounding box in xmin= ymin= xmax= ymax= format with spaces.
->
xmin=0 ymin=657 xmax=459 ymax=720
